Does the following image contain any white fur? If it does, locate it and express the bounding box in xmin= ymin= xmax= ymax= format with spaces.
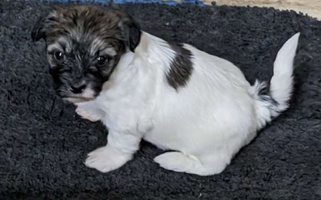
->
xmin=76 ymin=32 xmax=300 ymax=176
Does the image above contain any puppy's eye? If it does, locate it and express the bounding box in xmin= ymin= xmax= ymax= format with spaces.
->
xmin=54 ymin=51 xmax=64 ymax=61
xmin=96 ymin=56 xmax=107 ymax=66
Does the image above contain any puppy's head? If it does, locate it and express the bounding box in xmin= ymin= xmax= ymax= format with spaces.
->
xmin=31 ymin=6 xmax=141 ymax=103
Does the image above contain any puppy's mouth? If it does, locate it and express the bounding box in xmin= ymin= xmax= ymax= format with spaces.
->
xmin=63 ymin=96 xmax=95 ymax=103
xmin=57 ymin=87 xmax=97 ymax=103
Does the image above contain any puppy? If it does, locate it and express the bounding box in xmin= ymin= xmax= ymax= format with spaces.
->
xmin=31 ymin=6 xmax=300 ymax=176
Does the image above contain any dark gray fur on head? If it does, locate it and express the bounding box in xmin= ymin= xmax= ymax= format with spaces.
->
xmin=31 ymin=6 xmax=141 ymax=102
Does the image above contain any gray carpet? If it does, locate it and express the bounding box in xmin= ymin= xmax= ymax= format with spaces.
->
xmin=0 ymin=1 xmax=320 ymax=199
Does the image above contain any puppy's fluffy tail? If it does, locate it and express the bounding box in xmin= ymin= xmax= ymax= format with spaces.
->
xmin=250 ymin=33 xmax=300 ymax=129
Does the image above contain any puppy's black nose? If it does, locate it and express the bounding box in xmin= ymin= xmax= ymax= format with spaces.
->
xmin=70 ymin=84 xmax=86 ymax=94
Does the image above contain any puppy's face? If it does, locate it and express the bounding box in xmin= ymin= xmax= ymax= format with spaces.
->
xmin=31 ymin=6 xmax=141 ymax=103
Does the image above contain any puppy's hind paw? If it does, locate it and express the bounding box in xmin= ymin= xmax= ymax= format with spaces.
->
xmin=154 ymin=152 xmax=198 ymax=173
xmin=154 ymin=152 xmax=224 ymax=176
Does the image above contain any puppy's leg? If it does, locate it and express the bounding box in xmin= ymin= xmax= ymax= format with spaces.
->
xmin=154 ymin=151 xmax=230 ymax=176
xmin=85 ymin=131 xmax=141 ymax=173
xmin=75 ymin=102 xmax=103 ymax=122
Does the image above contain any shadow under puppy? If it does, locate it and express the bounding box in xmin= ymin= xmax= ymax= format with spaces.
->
xmin=31 ymin=6 xmax=300 ymax=176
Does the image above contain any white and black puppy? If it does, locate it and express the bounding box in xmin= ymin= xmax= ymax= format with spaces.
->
xmin=32 ymin=6 xmax=300 ymax=176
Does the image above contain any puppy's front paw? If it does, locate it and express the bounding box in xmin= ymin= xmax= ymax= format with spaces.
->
xmin=75 ymin=104 xmax=102 ymax=122
xmin=85 ymin=147 xmax=132 ymax=173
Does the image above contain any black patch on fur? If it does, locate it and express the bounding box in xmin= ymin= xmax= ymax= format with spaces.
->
xmin=166 ymin=43 xmax=193 ymax=90
xmin=257 ymin=84 xmax=280 ymax=117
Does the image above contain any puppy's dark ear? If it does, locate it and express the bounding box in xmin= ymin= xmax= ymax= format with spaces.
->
xmin=31 ymin=15 xmax=48 ymax=42
xmin=120 ymin=15 xmax=141 ymax=52
xmin=32 ymin=7 xmax=64 ymax=41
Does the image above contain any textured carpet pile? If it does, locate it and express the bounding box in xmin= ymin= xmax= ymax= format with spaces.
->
xmin=0 ymin=1 xmax=320 ymax=200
